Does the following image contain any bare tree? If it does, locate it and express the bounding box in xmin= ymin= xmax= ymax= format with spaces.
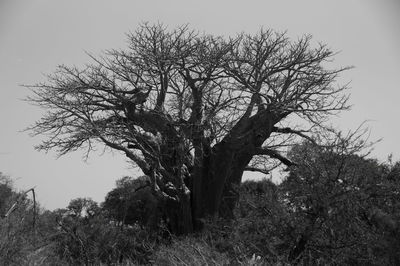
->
xmin=26 ymin=23 xmax=350 ymax=233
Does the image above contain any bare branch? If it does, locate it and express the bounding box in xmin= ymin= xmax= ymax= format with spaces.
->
xmin=272 ymin=126 xmax=316 ymax=143
xmin=254 ymin=147 xmax=296 ymax=167
xmin=244 ymin=167 xmax=270 ymax=175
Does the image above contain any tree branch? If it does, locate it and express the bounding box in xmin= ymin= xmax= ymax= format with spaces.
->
xmin=244 ymin=167 xmax=270 ymax=175
xmin=273 ymin=126 xmax=316 ymax=143
xmin=254 ymin=147 xmax=296 ymax=166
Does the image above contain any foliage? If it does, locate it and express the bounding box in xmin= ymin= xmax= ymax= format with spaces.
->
xmin=0 ymin=173 xmax=13 ymax=214
xmin=1 ymin=147 xmax=400 ymax=265
xmin=0 ymin=205 xmax=36 ymax=265
xmin=196 ymin=180 xmax=292 ymax=265
xmin=234 ymin=180 xmax=291 ymax=262
xmin=51 ymin=197 xmax=157 ymax=265
xmin=281 ymin=139 xmax=400 ymax=265
xmin=0 ymin=173 xmax=65 ymax=265
xmin=103 ymin=175 xmax=160 ymax=228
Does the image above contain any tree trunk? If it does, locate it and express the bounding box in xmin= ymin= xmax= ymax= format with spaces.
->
xmin=199 ymin=111 xmax=279 ymax=219
xmin=162 ymin=110 xmax=284 ymax=233
xmin=210 ymin=111 xmax=279 ymax=218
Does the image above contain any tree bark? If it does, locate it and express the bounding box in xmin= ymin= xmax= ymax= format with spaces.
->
xmin=201 ymin=109 xmax=282 ymax=219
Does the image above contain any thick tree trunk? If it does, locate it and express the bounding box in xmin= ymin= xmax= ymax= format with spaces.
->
xmin=219 ymin=150 xmax=252 ymax=218
xmin=204 ymin=141 xmax=235 ymax=216
xmin=199 ymin=110 xmax=280 ymax=219
xmin=163 ymin=109 xmax=285 ymax=233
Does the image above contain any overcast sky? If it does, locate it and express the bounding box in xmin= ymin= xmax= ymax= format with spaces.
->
xmin=0 ymin=0 xmax=399 ymax=210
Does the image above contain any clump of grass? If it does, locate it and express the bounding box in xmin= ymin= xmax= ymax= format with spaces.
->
xmin=153 ymin=236 xmax=230 ymax=265
xmin=152 ymin=235 xmax=273 ymax=266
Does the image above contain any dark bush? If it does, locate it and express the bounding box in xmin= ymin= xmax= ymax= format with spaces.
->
xmin=51 ymin=197 xmax=158 ymax=265
xmin=103 ymin=176 xmax=160 ymax=229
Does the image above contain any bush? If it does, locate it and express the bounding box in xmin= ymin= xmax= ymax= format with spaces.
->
xmin=51 ymin=198 xmax=158 ymax=265
xmin=0 ymin=174 xmax=65 ymax=265
xmin=103 ymin=176 xmax=160 ymax=229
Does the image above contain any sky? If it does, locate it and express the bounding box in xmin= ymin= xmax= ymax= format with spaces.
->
xmin=0 ymin=0 xmax=399 ymax=210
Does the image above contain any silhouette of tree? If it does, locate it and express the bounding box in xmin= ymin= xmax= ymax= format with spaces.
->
xmin=27 ymin=23 xmax=350 ymax=233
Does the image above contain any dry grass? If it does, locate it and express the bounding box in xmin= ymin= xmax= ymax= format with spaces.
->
xmin=153 ymin=236 xmax=230 ymax=265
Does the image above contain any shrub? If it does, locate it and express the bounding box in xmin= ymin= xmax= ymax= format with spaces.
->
xmin=51 ymin=198 xmax=157 ymax=265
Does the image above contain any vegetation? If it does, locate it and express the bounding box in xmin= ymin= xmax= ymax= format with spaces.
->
xmin=27 ymin=23 xmax=349 ymax=234
xmin=2 ymin=136 xmax=400 ymax=264
xmin=0 ymin=24 xmax=395 ymax=264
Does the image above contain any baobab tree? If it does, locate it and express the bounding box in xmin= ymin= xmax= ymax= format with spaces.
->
xmin=27 ymin=23 xmax=350 ymax=234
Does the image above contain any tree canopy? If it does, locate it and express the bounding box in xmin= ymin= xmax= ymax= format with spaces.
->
xmin=27 ymin=23 xmax=350 ymax=233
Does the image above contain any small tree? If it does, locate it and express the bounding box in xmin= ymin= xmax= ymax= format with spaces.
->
xmin=103 ymin=176 xmax=159 ymax=228
xmin=27 ymin=23 xmax=350 ymax=233
xmin=0 ymin=173 xmax=13 ymax=214
xmin=282 ymin=133 xmax=400 ymax=264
